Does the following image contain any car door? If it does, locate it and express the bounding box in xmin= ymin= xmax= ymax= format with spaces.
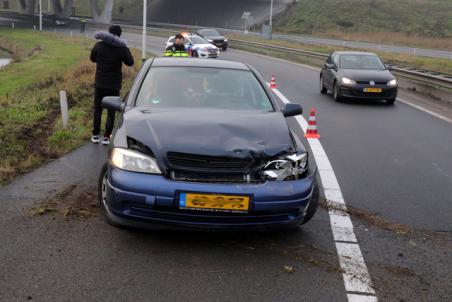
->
xmin=323 ymin=54 xmax=335 ymax=89
xmin=331 ymin=54 xmax=340 ymax=86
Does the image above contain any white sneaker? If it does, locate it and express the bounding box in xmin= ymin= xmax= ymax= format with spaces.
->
xmin=102 ymin=137 xmax=110 ymax=145
xmin=91 ymin=135 xmax=99 ymax=144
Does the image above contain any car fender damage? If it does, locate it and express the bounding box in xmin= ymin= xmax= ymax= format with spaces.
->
xmin=120 ymin=108 xmax=310 ymax=183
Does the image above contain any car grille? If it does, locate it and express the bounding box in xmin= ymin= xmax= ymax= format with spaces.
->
xmin=213 ymin=39 xmax=224 ymax=44
xmin=208 ymin=48 xmax=218 ymax=53
xmin=167 ymin=152 xmax=254 ymax=173
xmin=170 ymin=171 xmax=259 ymax=183
xmin=356 ymin=81 xmax=387 ymax=85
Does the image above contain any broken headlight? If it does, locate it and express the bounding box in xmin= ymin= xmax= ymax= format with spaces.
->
xmin=261 ymin=153 xmax=308 ymax=181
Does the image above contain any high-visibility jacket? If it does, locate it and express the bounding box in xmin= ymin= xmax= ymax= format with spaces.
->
xmin=163 ymin=44 xmax=189 ymax=57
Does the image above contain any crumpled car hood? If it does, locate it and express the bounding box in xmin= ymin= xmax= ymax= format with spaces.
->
xmin=123 ymin=108 xmax=296 ymax=169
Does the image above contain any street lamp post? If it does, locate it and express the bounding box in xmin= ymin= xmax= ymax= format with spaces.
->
xmin=142 ymin=0 xmax=147 ymax=61
xmin=269 ymin=0 xmax=273 ymax=26
xmin=39 ymin=0 xmax=42 ymax=31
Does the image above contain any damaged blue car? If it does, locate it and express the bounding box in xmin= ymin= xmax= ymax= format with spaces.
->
xmin=98 ymin=58 xmax=319 ymax=231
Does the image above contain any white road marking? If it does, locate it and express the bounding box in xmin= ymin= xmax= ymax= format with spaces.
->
xmin=272 ymin=87 xmax=378 ymax=301
xmin=398 ymin=97 xmax=452 ymax=124
xmin=347 ymin=294 xmax=379 ymax=302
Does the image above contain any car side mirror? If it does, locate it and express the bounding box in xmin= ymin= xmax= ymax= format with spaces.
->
xmin=102 ymin=96 xmax=123 ymax=112
xmin=282 ymin=103 xmax=303 ymax=117
xmin=385 ymin=64 xmax=393 ymax=71
xmin=325 ymin=63 xmax=336 ymax=69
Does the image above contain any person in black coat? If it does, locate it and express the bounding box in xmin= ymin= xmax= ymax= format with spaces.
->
xmin=90 ymin=25 xmax=134 ymax=145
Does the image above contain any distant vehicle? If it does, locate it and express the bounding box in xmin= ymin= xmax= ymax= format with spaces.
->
xmin=165 ymin=35 xmax=220 ymax=59
xmin=320 ymin=51 xmax=398 ymax=105
xmin=51 ymin=15 xmax=67 ymax=26
xmin=98 ymin=58 xmax=319 ymax=231
xmin=194 ymin=29 xmax=228 ymax=51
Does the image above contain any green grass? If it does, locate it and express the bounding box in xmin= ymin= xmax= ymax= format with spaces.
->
xmin=0 ymin=29 xmax=141 ymax=185
xmin=274 ymin=0 xmax=452 ymax=50
xmin=0 ymin=30 xmax=91 ymax=95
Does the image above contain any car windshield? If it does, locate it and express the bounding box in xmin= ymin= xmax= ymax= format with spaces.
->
xmin=136 ymin=67 xmax=273 ymax=111
xmin=339 ymin=55 xmax=385 ymax=70
xmin=200 ymin=30 xmax=220 ymax=36
xmin=189 ymin=36 xmax=208 ymax=44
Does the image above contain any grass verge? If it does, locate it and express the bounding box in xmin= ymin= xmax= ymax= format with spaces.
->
xmin=0 ymin=29 xmax=141 ymax=186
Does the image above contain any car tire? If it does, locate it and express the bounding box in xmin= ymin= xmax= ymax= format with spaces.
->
xmin=320 ymin=76 xmax=327 ymax=94
xmin=222 ymin=46 xmax=227 ymax=51
xmin=301 ymin=184 xmax=320 ymax=224
xmin=192 ymin=50 xmax=199 ymax=58
xmin=333 ymin=82 xmax=343 ymax=102
xmin=386 ymin=97 xmax=396 ymax=105
xmin=98 ymin=163 xmax=123 ymax=228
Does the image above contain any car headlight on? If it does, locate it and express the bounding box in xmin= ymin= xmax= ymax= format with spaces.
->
xmin=111 ymin=148 xmax=161 ymax=174
xmin=387 ymin=79 xmax=397 ymax=87
xmin=341 ymin=77 xmax=357 ymax=85
xmin=207 ymin=39 xmax=213 ymax=42
xmin=224 ymin=39 xmax=228 ymax=42
xmin=261 ymin=153 xmax=308 ymax=181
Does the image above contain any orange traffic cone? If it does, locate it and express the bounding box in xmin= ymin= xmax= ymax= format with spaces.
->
xmin=270 ymin=75 xmax=277 ymax=89
xmin=305 ymin=108 xmax=320 ymax=139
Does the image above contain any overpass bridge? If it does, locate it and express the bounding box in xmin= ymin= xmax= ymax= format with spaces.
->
xmin=3 ymin=0 xmax=292 ymax=28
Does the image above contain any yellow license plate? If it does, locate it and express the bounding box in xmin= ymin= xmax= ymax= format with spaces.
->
xmin=179 ymin=192 xmax=250 ymax=213
xmin=363 ymin=88 xmax=382 ymax=93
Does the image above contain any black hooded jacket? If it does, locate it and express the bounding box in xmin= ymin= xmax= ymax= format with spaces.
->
xmin=90 ymin=32 xmax=134 ymax=90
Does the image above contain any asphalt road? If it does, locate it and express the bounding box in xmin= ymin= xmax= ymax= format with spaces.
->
xmin=1 ymin=24 xmax=452 ymax=301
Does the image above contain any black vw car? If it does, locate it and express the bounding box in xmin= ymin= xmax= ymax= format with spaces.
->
xmin=194 ymin=29 xmax=228 ymax=50
xmin=320 ymin=51 xmax=398 ymax=104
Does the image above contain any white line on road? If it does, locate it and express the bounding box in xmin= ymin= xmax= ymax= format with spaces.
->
xmin=272 ymin=87 xmax=378 ymax=301
xmin=398 ymin=97 xmax=452 ymax=124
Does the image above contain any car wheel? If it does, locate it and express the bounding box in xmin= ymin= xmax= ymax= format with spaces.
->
xmin=301 ymin=184 xmax=319 ymax=224
xmin=333 ymin=82 xmax=343 ymax=102
xmin=222 ymin=46 xmax=227 ymax=51
xmin=320 ymin=76 xmax=327 ymax=94
xmin=386 ymin=97 xmax=396 ymax=105
xmin=98 ymin=163 xmax=123 ymax=228
xmin=192 ymin=50 xmax=199 ymax=58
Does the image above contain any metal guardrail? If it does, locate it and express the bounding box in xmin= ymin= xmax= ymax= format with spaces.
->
xmin=228 ymin=39 xmax=452 ymax=91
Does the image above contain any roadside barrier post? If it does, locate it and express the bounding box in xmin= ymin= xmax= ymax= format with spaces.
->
xmin=59 ymin=91 xmax=69 ymax=129
xmin=11 ymin=22 xmax=14 ymax=29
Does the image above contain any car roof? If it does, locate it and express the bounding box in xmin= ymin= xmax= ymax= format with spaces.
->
xmin=334 ymin=51 xmax=378 ymax=56
xmin=152 ymin=58 xmax=250 ymax=70
xmin=198 ymin=29 xmax=218 ymax=32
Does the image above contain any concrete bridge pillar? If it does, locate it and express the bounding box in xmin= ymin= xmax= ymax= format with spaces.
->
xmin=51 ymin=0 xmax=73 ymax=18
xmin=90 ymin=0 xmax=114 ymax=24
xmin=17 ymin=0 xmax=37 ymax=15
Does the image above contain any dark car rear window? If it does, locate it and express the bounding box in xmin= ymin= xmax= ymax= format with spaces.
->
xmin=135 ymin=67 xmax=273 ymax=111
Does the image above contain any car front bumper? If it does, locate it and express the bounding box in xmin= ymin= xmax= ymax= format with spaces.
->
xmin=340 ymin=85 xmax=398 ymax=99
xmin=105 ymin=165 xmax=319 ymax=231
xmin=198 ymin=50 xmax=219 ymax=59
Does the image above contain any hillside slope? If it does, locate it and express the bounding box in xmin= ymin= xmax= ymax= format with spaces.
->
xmin=274 ymin=0 xmax=452 ymax=38
xmin=74 ymin=0 xmax=290 ymax=29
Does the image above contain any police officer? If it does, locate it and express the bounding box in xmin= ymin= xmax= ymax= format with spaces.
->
xmin=164 ymin=33 xmax=189 ymax=57
xmin=80 ymin=18 xmax=86 ymax=33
